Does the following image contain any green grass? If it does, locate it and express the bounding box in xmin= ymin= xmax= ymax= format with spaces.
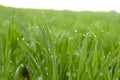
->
xmin=0 ymin=6 xmax=120 ymax=80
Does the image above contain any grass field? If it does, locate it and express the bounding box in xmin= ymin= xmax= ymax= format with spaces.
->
xmin=0 ymin=6 xmax=120 ymax=80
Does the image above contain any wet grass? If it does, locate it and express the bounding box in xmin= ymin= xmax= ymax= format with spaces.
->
xmin=0 ymin=6 xmax=120 ymax=80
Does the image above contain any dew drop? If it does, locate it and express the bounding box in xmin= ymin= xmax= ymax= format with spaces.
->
xmin=36 ymin=41 xmax=40 ymax=45
xmin=119 ymin=41 xmax=120 ymax=44
xmin=116 ymin=78 xmax=119 ymax=80
xmin=106 ymin=32 xmax=109 ymax=35
xmin=74 ymin=52 xmax=79 ymax=56
xmin=91 ymin=32 xmax=93 ymax=34
xmin=108 ymin=52 xmax=111 ymax=55
xmin=86 ymin=32 xmax=89 ymax=36
xmin=75 ymin=69 xmax=78 ymax=72
xmin=10 ymin=61 xmax=12 ymax=64
xmin=20 ymin=64 xmax=24 ymax=67
xmin=69 ymin=37 xmax=73 ymax=40
xmin=73 ymin=72 xmax=76 ymax=78
xmin=26 ymin=43 xmax=30 ymax=46
xmin=94 ymin=35 xmax=96 ymax=38
xmin=22 ymin=38 xmax=25 ymax=41
xmin=48 ymin=48 xmax=51 ymax=52
xmin=103 ymin=56 xmax=105 ymax=58
xmin=74 ymin=29 xmax=77 ymax=33
xmin=99 ymin=72 xmax=103 ymax=76
xmin=41 ymin=60 xmax=44 ymax=64
xmin=34 ymin=16 xmax=37 ymax=19
xmin=28 ymin=27 xmax=31 ymax=30
xmin=51 ymin=55 xmax=53 ymax=58
xmin=17 ymin=37 xmax=19 ymax=41
xmin=83 ymin=34 xmax=85 ymax=36
xmin=45 ymin=67 xmax=48 ymax=71
xmin=9 ymin=70 xmax=12 ymax=73
xmin=46 ymin=72 xmax=48 ymax=75
xmin=85 ymin=69 xmax=88 ymax=73
xmin=37 ymin=76 xmax=42 ymax=80
xmin=101 ymin=30 xmax=104 ymax=33
xmin=66 ymin=72 xmax=70 ymax=76
xmin=54 ymin=41 xmax=56 ymax=44
xmin=14 ymin=15 xmax=16 ymax=18
xmin=43 ymin=15 xmax=45 ymax=18
xmin=88 ymin=34 xmax=91 ymax=37
xmin=36 ymin=26 xmax=39 ymax=29
xmin=107 ymin=55 xmax=109 ymax=58
xmin=118 ymin=60 xmax=120 ymax=62
xmin=41 ymin=11 xmax=44 ymax=14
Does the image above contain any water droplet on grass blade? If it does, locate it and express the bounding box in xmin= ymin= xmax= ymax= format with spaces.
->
xmin=36 ymin=26 xmax=39 ymax=29
xmin=94 ymin=35 xmax=96 ymax=38
xmin=41 ymin=11 xmax=44 ymax=14
xmin=17 ymin=37 xmax=19 ymax=41
xmin=86 ymin=32 xmax=89 ymax=36
xmin=21 ymin=64 xmax=24 ymax=67
xmin=108 ymin=52 xmax=111 ymax=55
xmin=88 ymin=34 xmax=91 ymax=37
xmin=37 ymin=76 xmax=42 ymax=80
xmin=45 ymin=67 xmax=48 ymax=71
xmin=14 ymin=15 xmax=16 ymax=18
xmin=106 ymin=32 xmax=109 ymax=35
xmin=73 ymin=72 xmax=76 ymax=78
xmin=46 ymin=72 xmax=48 ymax=75
xmin=83 ymin=34 xmax=85 ymax=36
xmin=10 ymin=61 xmax=12 ymax=64
xmin=41 ymin=60 xmax=44 ymax=64
xmin=48 ymin=48 xmax=51 ymax=51
xmin=69 ymin=37 xmax=73 ymax=40
xmin=22 ymin=38 xmax=25 ymax=41
xmin=28 ymin=27 xmax=31 ymax=30
xmin=26 ymin=43 xmax=30 ymax=46
xmin=66 ymin=72 xmax=70 ymax=76
xmin=107 ymin=55 xmax=109 ymax=58
xmin=101 ymin=30 xmax=104 ymax=33
xmin=74 ymin=29 xmax=77 ymax=33
xmin=51 ymin=55 xmax=53 ymax=58
xmin=85 ymin=69 xmax=88 ymax=73
xmin=103 ymin=56 xmax=105 ymax=58
xmin=99 ymin=72 xmax=103 ymax=76
xmin=34 ymin=16 xmax=37 ymax=19
xmin=119 ymin=41 xmax=120 ymax=44
xmin=43 ymin=15 xmax=45 ymax=18
xmin=74 ymin=52 xmax=79 ymax=56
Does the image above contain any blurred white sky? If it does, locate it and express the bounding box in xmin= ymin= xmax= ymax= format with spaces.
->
xmin=0 ymin=0 xmax=120 ymax=12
